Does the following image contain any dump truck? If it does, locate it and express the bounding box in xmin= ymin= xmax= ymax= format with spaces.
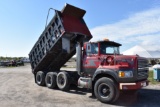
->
xmin=29 ymin=4 xmax=149 ymax=103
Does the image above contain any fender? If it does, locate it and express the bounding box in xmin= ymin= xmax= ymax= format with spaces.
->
xmin=92 ymin=68 xmax=119 ymax=82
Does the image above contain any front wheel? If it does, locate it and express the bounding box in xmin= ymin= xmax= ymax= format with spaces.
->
xmin=94 ymin=77 xmax=119 ymax=103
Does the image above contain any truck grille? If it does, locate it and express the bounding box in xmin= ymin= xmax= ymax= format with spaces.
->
xmin=137 ymin=58 xmax=148 ymax=79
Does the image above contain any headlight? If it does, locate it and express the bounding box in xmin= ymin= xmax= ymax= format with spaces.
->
xmin=119 ymin=71 xmax=133 ymax=78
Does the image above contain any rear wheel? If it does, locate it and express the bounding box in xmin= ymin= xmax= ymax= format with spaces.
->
xmin=94 ymin=77 xmax=119 ymax=103
xmin=45 ymin=72 xmax=57 ymax=89
xmin=57 ymin=71 xmax=70 ymax=91
xmin=36 ymin=71 xmax=45 ymax=86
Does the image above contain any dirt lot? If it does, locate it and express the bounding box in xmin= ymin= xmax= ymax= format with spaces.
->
xmin=0 ymin=64 xmax=160 ymax=107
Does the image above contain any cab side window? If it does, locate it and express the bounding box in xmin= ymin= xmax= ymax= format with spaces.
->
xmin=91 ymin=43 xmax=98 ymax=54
xmin=86 ymin=43 xmax=98 ymax=55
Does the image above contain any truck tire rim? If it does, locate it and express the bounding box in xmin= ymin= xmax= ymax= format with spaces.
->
xmin=58 ymin=74 xmax=65 ymax=86
xmin=47 ymin=76 xmax=52 ymax=85
xmin=98 ymin=83 xmax=110 ymax=98
xmin=37 ymin=75 xmax=41 ymax=83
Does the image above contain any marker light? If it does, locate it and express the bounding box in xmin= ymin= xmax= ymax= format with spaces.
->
xmin=119 ymin=71 xmax=133 ymax=78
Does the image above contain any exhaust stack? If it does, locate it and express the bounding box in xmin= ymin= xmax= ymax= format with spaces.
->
xmin=76 ymin=42 xmax=82 ymax=76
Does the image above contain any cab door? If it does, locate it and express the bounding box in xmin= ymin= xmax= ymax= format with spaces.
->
xmin=83 ymin=43 xmax=100 ymax=76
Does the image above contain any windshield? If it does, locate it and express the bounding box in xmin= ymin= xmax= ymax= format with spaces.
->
xmin=100 ymin=43 xmax=120 ymax=55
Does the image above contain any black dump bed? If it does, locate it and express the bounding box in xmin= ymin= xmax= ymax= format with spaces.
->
xmin=29 ymin=4 xmax=92 ymax=73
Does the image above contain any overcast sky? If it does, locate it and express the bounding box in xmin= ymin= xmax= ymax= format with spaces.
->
xmin=0 ymin=0 xmax=160 ymax=57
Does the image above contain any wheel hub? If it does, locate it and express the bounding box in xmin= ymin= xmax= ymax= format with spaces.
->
xmin=98 ymin=83 xmax=110 ymax=98
xmin=47 ymin=76 xmax=52 ymax=84
xmin=102 ymin=88 xmax=108 ymax=94
xmin=58 ymin=75 xmax=65 ymax=86
xmin=37 ymin=75 xmax=41 ymax=82
xmin=60 ymin=78 xmax=64 ymax=85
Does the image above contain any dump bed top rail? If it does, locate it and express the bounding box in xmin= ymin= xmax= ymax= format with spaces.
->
xmin=29 ymin=4 xmax=92 ymax=73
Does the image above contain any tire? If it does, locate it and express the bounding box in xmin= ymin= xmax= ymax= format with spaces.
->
xmin=112 ymin=83 xmax=120 ymax=103
xmin=36 ymin=71 xmax=45 ymax=86
xmin=45 ymin=72 xmax=57 ymax=89
xmin=94 ymin=77 xmax=119 ymax=103
xmin=56 ymin=71 xmax=70 ymax=91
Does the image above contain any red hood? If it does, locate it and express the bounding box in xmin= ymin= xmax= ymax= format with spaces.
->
xmin=115 ymin=54 xmax=147 ymax=60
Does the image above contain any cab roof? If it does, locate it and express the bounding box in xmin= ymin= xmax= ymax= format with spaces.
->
xmin=90 ymin=40 xmax=122 ymax=46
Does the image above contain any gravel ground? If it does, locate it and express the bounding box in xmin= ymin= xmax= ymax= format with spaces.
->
xmin=0 ymin=64 xmax=160 ymax=107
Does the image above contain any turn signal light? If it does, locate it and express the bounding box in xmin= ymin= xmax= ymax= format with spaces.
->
xmin=119 ymin=72 xmax=125 ymax=77
xmin=119 ymin=71 xmax=133 ymax=78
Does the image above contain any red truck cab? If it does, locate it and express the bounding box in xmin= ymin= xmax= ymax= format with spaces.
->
xmin=77 ymin=39 xmax=149 ymax=103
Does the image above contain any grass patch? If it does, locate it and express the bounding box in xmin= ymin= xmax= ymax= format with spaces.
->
xmin=148 ymin=70 xmax=160 ymax=84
